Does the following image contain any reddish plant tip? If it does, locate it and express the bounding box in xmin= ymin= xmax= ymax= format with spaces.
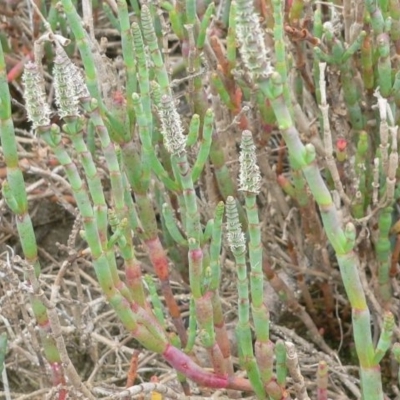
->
xmin=336 ymin=138 xmax=347 ymax=152
xmin=189 ymin=247 xmax=203 ymax=262
xmin=111 ymin=90 xmax=127 ymax=107
xmin=276 ymin=174 xmax=288 ymax=185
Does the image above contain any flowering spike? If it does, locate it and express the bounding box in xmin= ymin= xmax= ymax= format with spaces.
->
xmin=235 ymin=0 xmax=272 ymax=81
xmin=238 ymin=130 xmax=261 ymax=194
xmin=53 ymin=47 xmax=89 ymax=118
xmin=53 ymin=56 xmax=80 ymax=118
xmin=158 ymin=94 xmax=186 ymax=156
xmin=22 ymin=62 xmax=51 ymax=128
xmin=226 ymin=196 xmax=246 ymax=254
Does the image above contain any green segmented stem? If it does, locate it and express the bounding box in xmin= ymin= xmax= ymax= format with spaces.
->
xmin=191 ymin=109 xmax=213 ymax=182
xmin=102 ymin=2 xmax=120 ymax=31
xmin=186 ymin=0 xmax=196 ymax=24
xmin=376 ymin=98 xmax=396 ymax=304
xmin=272 ymin=0 xmax=290 ymax=109
xmin=40 ymin=126 xmax=105 ymax=268
xmin=122 ymin=93 xmax=188 ymax=346
xmin=81 ymin=99 xmax=146 ymax=307
xmin=42 ymin=126 xmax=152 ymax=338
xmin=107 ymin=211 xmax=127 ymax=248
xmin=0 ymin=333 xmax=7 ymax=376
xmin=185 ymin=297 xmax=197 ymax=353
xmin=173 ymin=149 xmax=202 ymax=243
xmin=184 ymin=24 xmax=205 ymax=117
xmin=373 ymin=311 xmax=395 ymax=363
xmin=122 ymin=151 xmax=188 ymax=346
xmin=226 ymin=1 xmax=236 ymax=71
xmin=379 ymin=0 xmax=389 ymax=14
xmin=211 ymin=72 xmax=236 ymax=110
xmin=86 ymin=118 xmax=96 ymax=156
xmin=47 ymin=1 xmax=61 ymax=31
xmin=60 ymin=0 xmax=102 ymax=104
xmin=389 ymin=0 xmax=400 ymax=53
xmin=312 ymin=5 xmax=323 ymax=106
xmin=242 ymin=197 xmax=264 ymax=304
xmin=117 ymin=0 xmax=137 ymax=130
xmin=156 ymin=185 xmax=188 ymax=278
xmin=61 ymin=114 xmax=136 ymax=305
xmin=187 ymin=237 xmax=225 ymax=375
xmin=144 ymin=276 xmax=167 ymax=328
xmin=161 ymin=1 xmax=185 ymax=40
xmin=226 ymin=196 xmax=265 ymax=399
xmin=63 ymin=116 xmax=108 ymax=247
xmin=221 ymin=0 xmax=232 ymax=28
xmin=182 ymin=2 xmax=247 ymax=228
xmin=275 ymin=340 xmax=287 ymax=388
xmin=122 ymin=168 xmax=140 ymax=231
xmin=162 ymin=203 xmax=188 ymax=246
xmin=255 ymin=90 xmax=276 ymax=131
xmin=128 ymin=0 xmax=140 ymax=16
xmin=39 ymin=125 xmax=167 ymax=353
xmin=2 ymin=44 xmax=67 ymax=395
xmin=209 ymin=202 xmax=234 ymax=375
xmin=226 ymin=2 xmax=237 ymax=74
xmin=132 ymin=22 xmax=151 ymax=130
xmin=376 ymin=205 xmax=393 ymax=304
xmin=166 ymin=143 xmax=194 ymax=242
xmin=255 ymin=340 xmax=282 ymax=399
xmin=197 ymin=3 xmax=215 ymax=50
xmin=377 ymin=28 xmax=392 ymax=98
xmin=264 ymin=71 xmax=386 ymax=400
xmin=141 ymin=5 xmax=172 ymax=96
xmin=352 ymin=131 xmax=370 ymax=218
xmin=150 ymin=155 xmax=180 ymax=192
xmin=210 ymin=202 xmax=224 ymax=293
xmin=131 ymin=93 xmax=153 ymax=191
xmin=392 ymin=72 xmax=400 ymax=116
xmin=105 ymin=104 xmax=131 ymax=144
xmin=361 ymin=31 xmax=374 ymax=91
xmin=366 ymin=0 xmax=385 ymax=35
xmin=186 ymin=113 xmax=200 ymax=147
xmin=341 ymin=31 xmax=366 ymax=129
xmin=239 ymin=131 xmax=282 ymax=397
xmin=82 ymin=99 xmax=131 ymax=232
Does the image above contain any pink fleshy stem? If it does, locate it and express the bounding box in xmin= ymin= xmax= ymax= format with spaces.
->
xmin=162 ymin=344 xmax=253 ymax=391
xmin=145 ymin=237 xmax=188 ymax=346
xmin=51 ymin=362 xmax=67 ymax=400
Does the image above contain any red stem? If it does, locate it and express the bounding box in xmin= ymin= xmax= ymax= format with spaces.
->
xmin=51 ymin=362 xmax=67 ymax=400
xmin=145 ymin=237 xmax=188 ymax=347
xmin=162 ymin=344 xmax=253 ymax=391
